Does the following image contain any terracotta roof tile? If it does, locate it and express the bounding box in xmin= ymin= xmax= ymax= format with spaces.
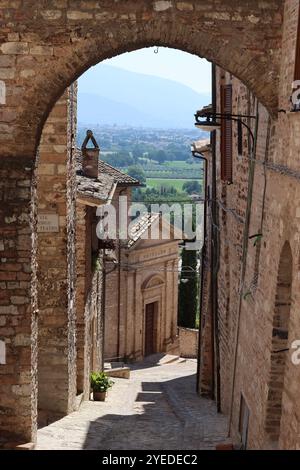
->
xmin=76 ymin=148 xmax=139 ymax=186
xmin=98 ymin=160 xmax=140 ymax=186
xmin=77 ymin=172 xmax=115 ymax=203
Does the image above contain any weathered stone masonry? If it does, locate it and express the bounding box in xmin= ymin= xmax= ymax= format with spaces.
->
xmin=37 ymin=86 xmax=77 ymax=425
xmin=0 ymin=157 xmax=38 ymax=445
xmin=198 ymin=0 xmax=300 ymax=449
xmin=0 ymin=0 xmax=291 ymax=447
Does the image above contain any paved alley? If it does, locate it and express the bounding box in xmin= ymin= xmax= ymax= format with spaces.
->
xmin=36 ymin=357 xmax=228 ymax=450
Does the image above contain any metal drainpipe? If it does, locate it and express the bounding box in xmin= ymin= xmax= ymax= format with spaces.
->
xmin=193 ymin=152 xmax=207 ymax=395
xmin=227 ymin=99 xmax=260 ymax=436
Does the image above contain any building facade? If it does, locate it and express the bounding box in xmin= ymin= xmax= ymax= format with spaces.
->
xmin=104 ymin=213 xmax=180 ymax=362
xmin=198 ymin=0 xmax=300 ymax=449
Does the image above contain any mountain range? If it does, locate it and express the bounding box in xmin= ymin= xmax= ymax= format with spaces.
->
xmin=78 ymin=64 xmax=211 ymax=129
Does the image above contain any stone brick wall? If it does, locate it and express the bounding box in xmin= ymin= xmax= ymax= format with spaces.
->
xmin=75 ymin=202 xmax=87 ymax=393
xmin=178 ymin=327 xmax=198 ymax=358
xmin=0 ymin=157 xmax=37 ymax=445
xmin=76 ymin=203 xmax=105 ymax=398
xmin=210 ymin=67 xmax=283 ymax=448
xmin=37 ymin=85 xmax=77 ymax=424
xmin=205 ymin=0 xmax=300 ymax=450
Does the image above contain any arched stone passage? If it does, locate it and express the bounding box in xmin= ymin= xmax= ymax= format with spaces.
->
xmin=0 ymin=0 xmax=284 ymax=158
xmin=265 ymin=241 xmax=293 ymax=447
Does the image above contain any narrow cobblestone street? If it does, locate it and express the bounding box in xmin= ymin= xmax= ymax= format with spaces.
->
xmin=36 ymin=357 xmax=228 ymax=450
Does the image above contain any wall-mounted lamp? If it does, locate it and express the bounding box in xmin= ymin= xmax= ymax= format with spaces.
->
xmin=194 ymin=106 xmax=221 ymax=132
xmin=194 ymin=107 xmax=256 ymax=154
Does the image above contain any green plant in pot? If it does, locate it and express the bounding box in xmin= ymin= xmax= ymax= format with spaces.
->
xmin=90 ymin=371 xmax=114 ymax=401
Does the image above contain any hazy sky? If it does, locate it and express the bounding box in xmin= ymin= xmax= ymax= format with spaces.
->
xmin=102 ymin=47 xmax=211 ymax=94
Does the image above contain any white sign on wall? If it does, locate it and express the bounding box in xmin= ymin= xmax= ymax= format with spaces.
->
xmin=0 ymin=340 xmax=6 ymax=365
xmin=37 ymin=213 xmax=59 ymax=233
xmin=0 ymin=81 xmax=6 ymax=105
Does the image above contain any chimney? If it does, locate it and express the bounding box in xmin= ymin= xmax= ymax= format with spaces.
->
xmin=81 ymin=130 xmax=100 ymax=178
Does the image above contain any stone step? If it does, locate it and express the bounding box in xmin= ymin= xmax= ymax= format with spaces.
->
xmin=158 ymin=354 xmax=181 ymax=365
xmin=106 ymin=367 xmax=130 ymax=379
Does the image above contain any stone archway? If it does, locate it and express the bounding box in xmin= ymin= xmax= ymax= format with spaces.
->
xmin=0 ymin=0 xmax=285 ymax=445
xmin=265 ymin=241 xmax=293 ymax=448
xmin=0 ymin=1 xmax=284 ymax=158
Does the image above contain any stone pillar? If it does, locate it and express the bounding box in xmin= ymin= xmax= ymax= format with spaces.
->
xmin=0 ymin=157 xmax=38 ymax=445
xmin=37 ymin=87 xmax=77 ymax=423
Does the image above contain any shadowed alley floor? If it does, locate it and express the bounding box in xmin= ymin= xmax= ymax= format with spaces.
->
xmin=35 ymin=358 xmax=228 ymax=450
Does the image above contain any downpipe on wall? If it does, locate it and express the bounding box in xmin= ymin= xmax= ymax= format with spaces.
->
xmin=227 ymin=98 xmax=260 ymax=436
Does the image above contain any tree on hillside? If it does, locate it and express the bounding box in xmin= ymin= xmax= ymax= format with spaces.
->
xmin=178 ymin=247 xmax=198 ymax=328
xmin=127 ymin=165 xmax=146 ymax=184
xmin=182 ymin=180 xmax=202 ymax=195
xmin=102 ymin=151 xmax=133 ymax=168
xmin=132 ymin=144 xmax=144 ymax=163
xmin=155 ymin=150 xmax=167 ymax=164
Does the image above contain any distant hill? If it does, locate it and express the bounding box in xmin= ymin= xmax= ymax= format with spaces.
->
xmin=78 ymin=93 xmax=170 ymax=128
xmin=78 ymin=64 xmax=211 ymax=129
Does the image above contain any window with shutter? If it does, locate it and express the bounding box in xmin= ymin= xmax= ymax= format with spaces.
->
xmin=294 ymin=3 xmax=300 ymax=81
xmin=220 ymin=84 xmax=233 ymax=183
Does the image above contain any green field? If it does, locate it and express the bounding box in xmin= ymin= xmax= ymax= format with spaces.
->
xmin=163 ymin=161 xmax=202 ymax=170
xmin=146 ymin=178 xmax=192 ymax=192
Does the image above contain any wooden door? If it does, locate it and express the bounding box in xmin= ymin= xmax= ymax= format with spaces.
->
xmin=145 ymin=303 xmax=155 ymax=356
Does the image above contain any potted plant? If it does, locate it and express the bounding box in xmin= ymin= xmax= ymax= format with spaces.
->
xmin=90 ymin=371 xmax=114 ymax=401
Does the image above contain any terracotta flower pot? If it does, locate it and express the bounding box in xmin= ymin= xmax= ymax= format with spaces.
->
xmin=93 ymin=391 xmax=106 ymax=401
